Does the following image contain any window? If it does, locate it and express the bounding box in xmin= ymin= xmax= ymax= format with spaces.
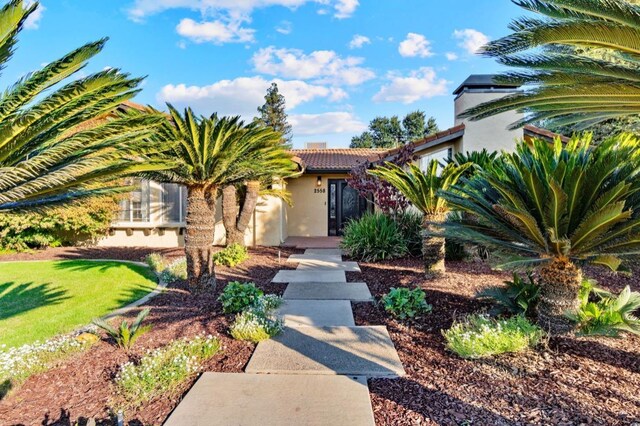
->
xmin=118 ymin=179 xmax=151 ymax=222
xmin=162 ymin=183 xmax=187 ymax=223
xmin=420 ymin=147 xmax=453 ymax=173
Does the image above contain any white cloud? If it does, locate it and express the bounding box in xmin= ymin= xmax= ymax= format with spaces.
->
xmin=398 ymin=33 xmax=433 ymax=58
xmin=333 ymin=0 xmax=358 ymax=18
xmin=127 ymin=0 xmax=358 ymax=22
xmin=348 ymin=34 xmax=370 ymax=49
xmin=289 ymin=112 xmax=366 ymax=135
xmin=373 ymin=67 xmax=449 ymax=104
xmin=275 ymin=20 xmax=292 ymax=34
xmin=453 ymin=28 xmax=489 ymax=54
xmin=445 ymin=52 xmax=458 ymax=61
xmin=23 ymin=0 xmax=45 ymax=30
xmin=252 ymin=46 xmax=374 ymax=86
xmin=176 ymin=18 xmax=255 ymax=44
xmin=157 ymin=76 xmax=346 ymax=118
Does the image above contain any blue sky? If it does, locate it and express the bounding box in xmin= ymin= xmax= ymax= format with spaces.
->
xmin=12 ymin=0 xmax=524 ymax=148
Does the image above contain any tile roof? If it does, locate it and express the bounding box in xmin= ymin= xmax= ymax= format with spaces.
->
xmin=523 ymin=125 xmax=570 ymax=143
xmin=290 ymin=148 xmax=387 ymax=171
xmin=384 ymin=124 xmax=466 ymax=158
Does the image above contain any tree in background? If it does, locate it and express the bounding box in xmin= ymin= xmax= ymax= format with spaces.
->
xmin=460 ymin=0 xmax=640 ymax=131
xmin=346 ymin=144 xmax=415 ymax=215
xmin=547 ymin=116 xmax=640 ymax=143
xmin=351 ymin=111 xmax=439 ymax=148
xmin=0 ymin=0 xmax=170 ymax=211
xmin=256 ymin=83 xmax=292 ymax=147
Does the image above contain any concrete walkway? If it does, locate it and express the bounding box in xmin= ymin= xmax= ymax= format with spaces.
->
xmin=165 ymin=249 xmax=404 ymax=425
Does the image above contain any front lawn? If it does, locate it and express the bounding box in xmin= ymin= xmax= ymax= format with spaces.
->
xmin=0 ymin=260 xmax=157 ymax=348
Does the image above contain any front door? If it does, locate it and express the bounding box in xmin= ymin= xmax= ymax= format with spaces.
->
xmin=328 ymin=179 xmax=368 ymax=236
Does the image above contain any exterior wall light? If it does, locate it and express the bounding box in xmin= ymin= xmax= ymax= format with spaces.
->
xmin=316 ymin=176 xmax=322 ymax=187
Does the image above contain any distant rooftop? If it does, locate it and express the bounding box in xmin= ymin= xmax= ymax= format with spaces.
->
xmin=453 ymin=74 xmax=521 ymax=95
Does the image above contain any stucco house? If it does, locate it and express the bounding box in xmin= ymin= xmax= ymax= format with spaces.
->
xmin=98 ymin=74 xmax=562 ymax=248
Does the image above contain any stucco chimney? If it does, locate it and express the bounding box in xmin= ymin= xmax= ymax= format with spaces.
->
xmin=304 ymin=141 xmax=327 ymax=149
xmin=453 ymin=75 xmax=523 ymax=153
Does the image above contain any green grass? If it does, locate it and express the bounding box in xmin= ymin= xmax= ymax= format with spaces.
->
xmin=0 ymin=260 xmax=157 ymax=349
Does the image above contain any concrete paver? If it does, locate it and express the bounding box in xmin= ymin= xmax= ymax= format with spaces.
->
xmin=287 ymin=254 xmax=343 ymax=263
xmin=295 ymin=260 xmax=361 ymax=272
xmin=272 ymin=269 xmax=346 ymax=283
xmin=283 ymin=282 xmax=372 ymax=301
xmin=277 ymin=300 xmax=355 ymax=327
xmin=304 ymin=249 xmax=343 ymax=256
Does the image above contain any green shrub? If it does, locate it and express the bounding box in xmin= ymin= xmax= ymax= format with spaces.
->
xmin=213 ymin=243 xmax=249 ymax=267
xmin=145 ymin=253 xmax=166 ymax=274
xmin=443 ymin=314 xmax=543 ymax=359
xmin=146 ymin=254 xmax=187 ymax=283
xmin=341 ymin=212 xmax=408 ymax=262
xmin=92 ymin=309 xmax=152 ymax=350
xmin=477 ymin=272 xmax=540 ymax=317
xmin=0 ymin=197 xmax=118 ymax=251
xmin=395 ymin=210 xmax=423 ymax=256
xmin=115 ymin=335 xmax=220 ymax=407
xmin=229 ymin=308 xmax=284 ymax=342
xmin=381 ymin=287 xmax=432 ymax=320
xmin=568 ymin=282 xmax=640 ymax=337
xmin=218 ymin=281 xmax=264 ymax=314
xmin=254 ymin=294 xmax=284 ymax=312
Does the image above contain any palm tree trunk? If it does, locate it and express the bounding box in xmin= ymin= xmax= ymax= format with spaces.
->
xmin=222 ymin=181 xmax=261 ymax=246
xmin=536 ymin=257 xmax=582 ymax=335
xmin=185 ymin=185 xmax=216 ymax=293
xmin=422 ymin=213 xmax=446 ymax=275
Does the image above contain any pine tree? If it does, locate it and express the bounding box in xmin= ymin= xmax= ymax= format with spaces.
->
xmin=256 ymin=83 xmax=293 ymax=146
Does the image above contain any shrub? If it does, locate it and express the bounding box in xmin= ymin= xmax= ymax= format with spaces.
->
xmin=443 ymin=314 xmax=543 ymax=359
xmin=145 ymin=253 xmax=166 ymax=274
xmin=254 ymin=294 xmax=284 ymax=312
xmin=477 ymin=272 xmax=540 ymax=317
xmin=115 ymin=335 xmax=220 ymax=407
xmin=146 ymin=254 xmax=187 ymax=283
xmin=229 ymin=308 xmax=284 ymax=343
xmin=395 ymin=210 xmax=423 ymax=256
xmin=341 ymin=212 xmax=408 ymax=262
xmin=0 ymin=196 xmax=118 ymax=251
xmin=381 ymin=287 xmax=432 ymax=320
xmin=218 ymin=281 xmax=264 ymax=314
xmin=213 ymin=243 xmax=249 ymax=267
xmin=92 ymin=309 xmax=152 ymax=350
xmin=0 ymin=332 xmax=97 ymax=395
xmin=568 ymin=283 xmax=640 ymax=337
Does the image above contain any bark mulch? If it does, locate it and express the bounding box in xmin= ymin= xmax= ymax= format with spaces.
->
xmin=0 ymin=246 xmax=299 ymax=426
xmin=352 ymin=258 xmax=640 ymax=426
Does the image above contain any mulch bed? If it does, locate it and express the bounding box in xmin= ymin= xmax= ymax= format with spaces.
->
xmin=0 ymin=246 xmax=299 ymax=425
xmin=352 ymin=258 xmax=640 ymax=426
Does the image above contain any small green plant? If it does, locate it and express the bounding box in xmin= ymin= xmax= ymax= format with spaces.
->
xmin=218 ymin=281 xmax=264 ymax=314
xmin=381 ymin=287 xmax=432 ymax=320
xmin=213 ymin=243 xmax=249 ymax=267
xmin=443 ymin=314 xmax=543 ymax=359
xmin=395 ymin=210 xmax=423 ymax=257
xmin=92 ymin=309 xmax=152 ymax=350
xmin=341 ymin=212 xmax=408 ymax=262
xmin=477 ymin=272 xmax=540 ymax=317
xmin=568 ymin=282 xmax=640 ymax=337
xmin=146 ymin=254 xmax=187 ymax=283
xmin=229 ymin=308 xmax=284 ymax=342
xmin=254 ymin=294 xmax=284 ymax=312
xmin=115 ymin=335 xmax=220 ymax=407
xmin=145 ymin=253 xmax=165 ymax=274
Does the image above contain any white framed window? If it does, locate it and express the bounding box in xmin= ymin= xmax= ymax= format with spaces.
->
xmin=420 ymin=147 xmax=453 ymax=172
xmin=118 ymin=179 xmax=151 ymax=222
xmin=161 ymin=183 xmax=187 ymax=223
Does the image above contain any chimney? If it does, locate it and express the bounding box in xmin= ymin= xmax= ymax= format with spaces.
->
xmin=453 ymin=75 xmax=523 ymax=153
xmin=305 ymin=141 xmax=328 ymax=149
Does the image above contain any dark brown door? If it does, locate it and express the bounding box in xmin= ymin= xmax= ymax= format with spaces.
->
xmin=328 ymin=179 xmax=368 ymax=236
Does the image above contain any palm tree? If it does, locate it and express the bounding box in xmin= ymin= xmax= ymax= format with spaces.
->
xmin=460 ymin=0 xmax=640 ymax=130
xmin=148 ymin=106 xmax=289 ymax=292
xmin=369 ymin=160 xmax=471 ymax=275
xmin=0 ymin=0 xmax=169 ymax=211
xmin=441 ymin=136 xmax=640 ymax=335
xmin=221 ymin=144 xmax=297 ymax=247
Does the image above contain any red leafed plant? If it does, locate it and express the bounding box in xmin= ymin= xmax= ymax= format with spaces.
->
xmin=346 ymin=144 xmax=416 ymax=215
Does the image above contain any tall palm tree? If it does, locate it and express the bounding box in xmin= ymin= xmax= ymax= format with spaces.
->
xmin=441 ymin=136 xmax=640 ymax=334
xmin=0 ymin=0 xmax=170 ymax=211
xmin=369 ymin=160 xmax=471 ymax=275
xmin=148 ymin=106 xmax=289 ymax=292
xmin=221 ymin=143 xmax=297 ymax=247
xmin=460 ymin=0 xmax=640 ymax=130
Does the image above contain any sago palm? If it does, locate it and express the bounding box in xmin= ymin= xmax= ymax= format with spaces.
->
xmin=369 ymin=160 xmax=471 ymax=274
xmin=441 ymin=136 xmax=640 ymax=334
xmin=0 ymin=0 xmax=169 ymax=211
xmin=460 ymin=0 xmax=640 ymax=130
xmin=147 ymin=106 xmax=290 ymax=292
xmin=221 ymin=140 xmax=297 ymax=247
